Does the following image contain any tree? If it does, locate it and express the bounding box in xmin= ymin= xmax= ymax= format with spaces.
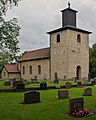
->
xmin=0 ymin=0 xmax=21 ymax=75
xmin=89 ymin=43 xmax=96 ymax=78
xmin=0 ymin=0 xmax=21 ymax=15
xmin=0 ymin=18 xmax=20 ymax=63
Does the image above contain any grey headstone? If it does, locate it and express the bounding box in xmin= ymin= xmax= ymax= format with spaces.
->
xmin=58 ymin=90 xmax=69 ymax=99
xmin=84 ymin=80 xmax=89 ymax=86
xmin=69 ymin=97 xmax=84 ymax=115
xmin=23 ymin=91 xmax=40 ymax=104
xmin=23 ymin=80 xmax=30 ymax=85
xmin=83 ymin=88 xmax=92 ymax=96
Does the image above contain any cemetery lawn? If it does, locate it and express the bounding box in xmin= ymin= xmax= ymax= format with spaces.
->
xmin=0 ymin=80 xmax=78 ymax=89
xmin=0 ymin=86 xmax=96 ymax=120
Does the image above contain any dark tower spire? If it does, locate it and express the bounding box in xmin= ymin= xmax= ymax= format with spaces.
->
xmin=61 ymin=2 xmax=78 ymax=27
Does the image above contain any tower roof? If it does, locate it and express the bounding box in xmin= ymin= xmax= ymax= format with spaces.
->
xmin=61 ymin=2 xmax=78 ymax=12
xmin=47 ymin=25 xmax=92 ymax=34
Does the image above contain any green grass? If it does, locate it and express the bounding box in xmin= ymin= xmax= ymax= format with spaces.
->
xmin=0 ymin=86 xmax=96 ymax=120
xmin=0 ymin=80 xmax=77 ymax=89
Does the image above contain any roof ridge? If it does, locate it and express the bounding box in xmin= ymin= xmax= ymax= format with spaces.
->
xmin=27 ymin=47 xmax=50 ymax=53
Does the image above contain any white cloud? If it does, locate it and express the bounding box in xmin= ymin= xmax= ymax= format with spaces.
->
xmin=4 ymin=0 xmax=96 ymax=52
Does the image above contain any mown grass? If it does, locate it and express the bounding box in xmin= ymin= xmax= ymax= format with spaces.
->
xmin=0 ymin=85 xmax=96 ymax=120
xmin=0 ymin=80 xmax=77 ymax=89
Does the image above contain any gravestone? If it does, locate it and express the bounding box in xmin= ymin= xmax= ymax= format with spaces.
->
xmin=77 ymin=81 xmax=84 ymax=88
xmin=83 ymin=88 xmax=92 ymax=96
xmin=69 ymin=97 xmax=94 ymax=118
xmin=13 ymin=81 xmax=23 ymax=87
xmin=40 ymin=82 xmax=47 ymax=90
xmin=54 ymin=79 xmax=59 ymax=84
xmin=69 ymin=97 xmax=84 ymax=115
xmin=58 ymin=90 xmax=69 ymax=99
xmin=91 ymin=80 xmax=95 ymax=86
xmin=4 ymin=81 xmax=11 ymax=86
xmin=65 ymin=82 xmax=71 ymax=88
xmin=31 ymin=76 xmax=37 ymax=84
xmin=22 ymin=91 xmax=40 ymax=104
xmin=9 ymin=78 xmax=16 ymax=84
xmin=16 ymin=83 xmax=25 ymax=90
xmin=94 ymin=79 xmax=96 ymax=85
xmin=54 ymin=73 xmax=59 ymax=84
xmin=77 ymin=81 xmax=82 ymax=86
xmin=23 ymin=80 xmax=30 ymax=85
xmin=84 ymin=80 xmax=89 ymax=86
xmin=43 ymin=75 xmax=47 ymax=80
xmin=32 ymin=79 xmax=37 ymax=84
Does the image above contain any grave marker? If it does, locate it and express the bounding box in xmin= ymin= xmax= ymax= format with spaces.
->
xmin=58 ymin=90 xmax=69 ymax=99
xmin=83 ymin=88 xmax=92 ymax=96
xmin=69 ymin=97 xmax=84 ymax=115
xmin=22 ymin=91 xmax=40 ymax=104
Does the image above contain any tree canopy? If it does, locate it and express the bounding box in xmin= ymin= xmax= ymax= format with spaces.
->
xmin=0 ymin=18 xmax=20 ymax=64
xmin=0 ymin=0 xmax=21 ymax=74
xmin=0 ymin=0 xmax=21 ymax=15
xmin=89 ymin=43 xmax=96 ymax=78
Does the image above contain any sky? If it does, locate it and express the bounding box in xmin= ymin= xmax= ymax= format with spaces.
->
xmin=5 ymin=0 xmax=96 ymax=53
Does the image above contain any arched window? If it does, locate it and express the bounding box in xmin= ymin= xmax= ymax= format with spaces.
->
xmin=57 ymin=34 xmax=60 ymax=43
xmin=38 ymin=65 xmax=41 ymax=74
xmin=76 ymin=66 xmax=81 ymax=80
xmin=23 ymin=66 xmax=25 ymax=74
xmin=77 ymin=34 xmax=81 ymax=43
xmin=29 ymin=66 xmax=32 ymax=74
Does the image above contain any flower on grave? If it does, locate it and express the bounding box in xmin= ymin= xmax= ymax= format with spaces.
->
xmin=72 ymin=109 xmax=92 ymax=118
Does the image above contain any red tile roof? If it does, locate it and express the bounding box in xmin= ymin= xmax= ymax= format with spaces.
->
xmin=18 ymin=47 xmax=50 ymax=62
xmin=5 ymin=64 xmax=20 ymax=73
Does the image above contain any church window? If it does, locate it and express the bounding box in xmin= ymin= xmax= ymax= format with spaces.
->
xmin=77 ymin=34 xmax=81 ymax=43
xmin=38 ymin=65 xmax=41 ymax=74
xmin=57 ymin=34 xmax=60 ymax=43
xmin=29 ymin=66 xmax=32 ymax=74
xmin=23 ymin=66 xmax=25 ymax=74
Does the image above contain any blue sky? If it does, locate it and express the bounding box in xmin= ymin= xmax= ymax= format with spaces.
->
xmin=5 ymin=0 xmax=96 ymax=53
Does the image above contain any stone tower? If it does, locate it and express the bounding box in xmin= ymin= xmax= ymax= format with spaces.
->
xmin=47 ymin=3 xmax=92 ymax=80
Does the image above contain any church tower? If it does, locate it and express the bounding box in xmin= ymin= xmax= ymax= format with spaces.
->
xmin=47 ymin=2 xmax=92 ymax=80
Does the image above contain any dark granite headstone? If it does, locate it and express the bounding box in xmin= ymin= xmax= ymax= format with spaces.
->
xmin=94 ymin=79 xmax=96 ymax=85
xmin=91 ymin=80 xmax=95 ymax=86
xmin=54 ymin=79 xmax=59 ymax=84
xmin=23 ymin=91 xmax=40 ymax=104
xmin=83 ymin=88 xmax=92 ymax=96
xmin=16 ymin=84 xmax=25 ymax=90
xmin=4 ymin=81 xmax=11 ymax=86
xmin=58 ymin=90 xmax=69 ymax=99
xmin=40 ymin=82 xmax=47 ymax=90
xmin=65 ymin=82 xmax=71 ymax=88
xmin=69 ymin=97 xmax=84 ymax=115
xmin=13 ymin=81 xmax=23 ymax=87
xmin=77 ymin=81 xmax=82 ymax=86
xmin=77 ymin=81 xmax=84 ymax=88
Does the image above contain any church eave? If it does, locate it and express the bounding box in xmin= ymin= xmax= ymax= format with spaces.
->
xmin=47 ymin=26 xmax=92 ymax=34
